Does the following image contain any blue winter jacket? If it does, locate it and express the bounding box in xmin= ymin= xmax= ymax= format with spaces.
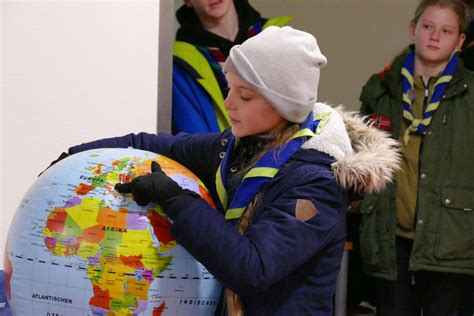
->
xmin=67 ymin=103 xmax=399 ymax=315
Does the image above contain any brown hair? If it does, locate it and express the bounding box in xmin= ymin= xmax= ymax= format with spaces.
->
xmin=412 ymin=0 xmax=469 ymax=34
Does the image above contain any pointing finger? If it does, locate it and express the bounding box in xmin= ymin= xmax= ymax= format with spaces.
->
xmin=151 ymin=161 xmax=162 ymax=173
xmin=115 ymin=183 xmax=132 ymax=193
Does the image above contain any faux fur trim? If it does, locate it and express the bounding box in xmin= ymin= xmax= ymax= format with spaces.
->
xmin=331 ymin=106 xmax=401 ymax=193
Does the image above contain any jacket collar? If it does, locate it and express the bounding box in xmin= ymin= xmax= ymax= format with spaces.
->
xmin=381 ymin=51 xmax=405 ymax=98
xmin=443 ymin=59 xmax=470 ymax=100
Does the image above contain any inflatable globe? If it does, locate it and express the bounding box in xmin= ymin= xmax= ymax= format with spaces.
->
xmin=4 ymin=148 xmax=222 ymax=315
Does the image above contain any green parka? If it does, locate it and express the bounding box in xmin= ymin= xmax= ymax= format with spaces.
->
xmin=359 ymin=50 xmax=474 ymax=281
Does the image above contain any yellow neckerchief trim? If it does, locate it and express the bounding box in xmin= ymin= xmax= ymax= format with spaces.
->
xmin=314 ymin=111 xmax=332 ymax=135
xmin=243 ymin=167 xmax=279 ymax=179
xmin=423 ymin=75 xmax=452 ymax=112
xmin=224 ymin=167 xmax=280 ymax=220
xmin=225 ymin=207 xmax=247 ymax=220
xmin=401 ymin=67 xmax=413 ymax=83
xmin=220 ymin=111 xmax=332 ymax=220
xmin=401 ymin=71 xmax=454 ymax=144
xmin=216 ymin=164 xmax=228 ymax=211
xmin=291 ymin=128 xmax=316 ymax=140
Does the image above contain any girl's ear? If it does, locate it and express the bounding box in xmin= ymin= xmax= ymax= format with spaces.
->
xmin=409 ymin=21 xmax=416 ymax=42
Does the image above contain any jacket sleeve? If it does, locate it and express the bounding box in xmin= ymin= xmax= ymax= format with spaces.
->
xmin=166 ymin=166 xmax=346 ymax=295
xmin=172 ymin=62 xmax=221 ymax=134
xmin=67 ymin=131 xmax=224 ymax=187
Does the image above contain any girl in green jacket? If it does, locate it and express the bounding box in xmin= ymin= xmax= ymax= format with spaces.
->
xmin=359 ymin=0 xmax=474 ymax=315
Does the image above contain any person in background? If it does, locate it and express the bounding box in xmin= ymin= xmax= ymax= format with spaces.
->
xmin=358 ymin=0 xmax=474 ymax=315
xmin=457 ymin=14 xmax=474 ymax=316
xmin=172 ymin=0 xmax=291 ymax=134
xmin=459 ymin=8 xmax=474 ymax=316
xmin=46 ymin=26 xmax=399 ymax=314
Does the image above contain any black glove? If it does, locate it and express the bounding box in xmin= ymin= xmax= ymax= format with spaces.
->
xmin=39 ymin=152 xmax=70 ymax=177
xmin=115 ymin=161 xmax=195 ymax=208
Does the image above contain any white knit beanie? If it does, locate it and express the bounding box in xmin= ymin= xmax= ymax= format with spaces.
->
xmin=223 ymin=26 xmax=327 ymax=123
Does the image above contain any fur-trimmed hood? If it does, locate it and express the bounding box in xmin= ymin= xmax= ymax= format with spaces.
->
xmin=302 ymin=102 xmax=400 ymax=193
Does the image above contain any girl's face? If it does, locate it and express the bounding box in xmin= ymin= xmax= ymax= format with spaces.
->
xmin=410 ymin=5 xmax=465 ymax=66
xmin=185 ymin=0 xmax=234 ymax=23
xmin=224 ymin=72 xmax=286 ymax=138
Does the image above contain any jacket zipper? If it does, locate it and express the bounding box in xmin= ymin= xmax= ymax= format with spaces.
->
xmin=423 ymin=79 xmax=429 ymax=111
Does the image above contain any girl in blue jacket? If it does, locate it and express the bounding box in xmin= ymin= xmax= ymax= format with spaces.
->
xmin=53 ymin=26 xmax=399 ymax=315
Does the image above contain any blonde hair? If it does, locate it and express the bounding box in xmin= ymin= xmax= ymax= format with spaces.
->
xmin=412 ymin=0 xmax=469 ymax=34
xmin=236 ymin=121 xmax=299 ymax=232
xmin=227 ymin=121 xmax=300 ymax=314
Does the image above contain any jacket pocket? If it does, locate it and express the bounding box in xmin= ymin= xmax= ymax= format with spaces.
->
xmin=359 ymin=197 xmax=380 ymax=266
xmin=434 ymin=186 xmax=474 ymax=260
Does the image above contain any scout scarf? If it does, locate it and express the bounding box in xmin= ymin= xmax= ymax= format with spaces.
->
xmin=401 ymin=49 xmax=458 ymax=145
xmin=216 ymin=111 xmax=321 ymax=220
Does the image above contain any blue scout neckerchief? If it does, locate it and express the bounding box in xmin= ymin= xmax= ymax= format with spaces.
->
xmin=401 ymin=49 xmax=458 ymax=145
xmin=216 ymin=111 xmax=324 ymax=220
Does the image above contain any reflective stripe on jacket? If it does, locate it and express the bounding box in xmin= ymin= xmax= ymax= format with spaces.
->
xmin=172 ymin=16 xmax=292 ymax=133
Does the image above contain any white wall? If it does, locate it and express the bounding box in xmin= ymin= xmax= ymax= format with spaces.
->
xmin=1 ymin=0 xmax=161 ymax=268
xmin=251 ymin=0 xmax=417 ymax=110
